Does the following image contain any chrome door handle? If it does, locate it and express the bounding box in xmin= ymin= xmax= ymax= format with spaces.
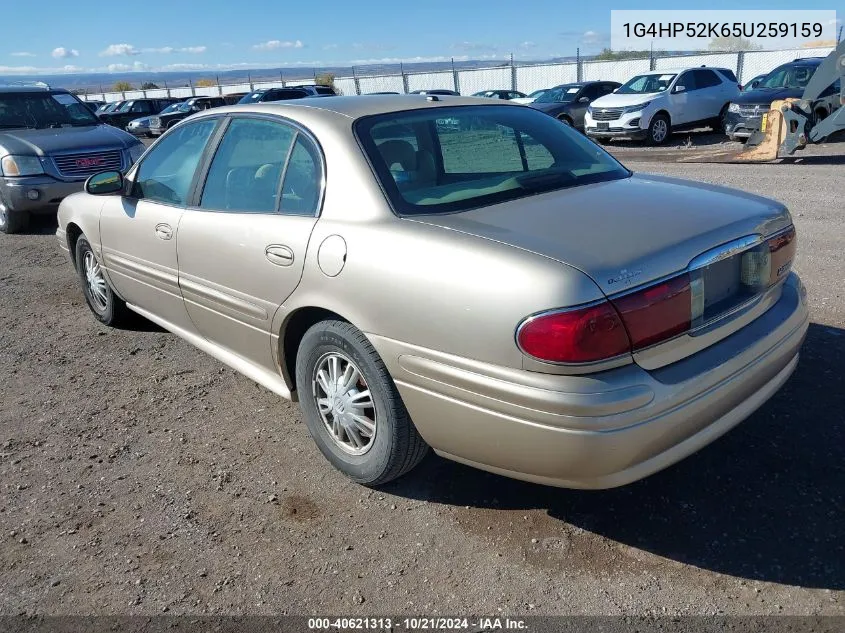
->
xmin=155 ymin=223 xmax=173 ymax=240
xmin=265 ymin=244 xmax=294 ymax=266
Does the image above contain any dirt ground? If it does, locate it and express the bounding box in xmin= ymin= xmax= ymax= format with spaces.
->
xmin=0 ymin=133 xmax=843 ymax=617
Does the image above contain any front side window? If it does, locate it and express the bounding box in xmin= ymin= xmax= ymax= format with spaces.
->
xmin=759 ymin=64 xmax=816 ymax=90
xmin=199 ymin=117 xmax=295 ymax=212
xmin=132 ymin=118 xmax=217 ymax=206
xmin=357 ymin=105 xmax=629 ymax=216
xmin=675 ymin=72 xmax=697 ymax=91
xmin=130 ymin=101 xmax=151 ymax=113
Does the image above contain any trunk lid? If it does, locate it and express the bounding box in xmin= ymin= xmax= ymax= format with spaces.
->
xmin=412 ymin=173 xmax=791 ymax=295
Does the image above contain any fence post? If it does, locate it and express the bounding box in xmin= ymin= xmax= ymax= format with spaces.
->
xmin=248 ymin=74 xmax=253 ymax=91
xmin=576 ymin=47 xmax=583 ymax=82
xmin=736 ymin=51 xmax=745 ymax=83
xmin=451 ymin=58 xmax=460 ymax=94
xmin=402 ymin=63 xmax=410 ymax=94
xmin=280 ymin=72 xmax=286 ymax=87
xmin=649 ymin=47 xmax=656 ymax=71
xmin=510 ymin=53 xmax=517 ymax=91
xmin=352 ymin=67 xmax=361 ymax=96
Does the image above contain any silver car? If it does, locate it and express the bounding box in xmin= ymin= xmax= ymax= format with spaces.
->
xmin=56 ymin=96 xmax=809 ymax=488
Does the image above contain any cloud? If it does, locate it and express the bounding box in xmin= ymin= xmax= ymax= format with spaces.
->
xmin=100 ymin=43 xmax=140 ymax=57
xmin=140 ymin=46 xmax=207 ymax=54
xmin=581 ymin=30 xmax=609 ymax=46
xmin=252 ymin=39 xmax=304 ymax=51
xmin=519 ymin=41 xmax=537 ymax=50
xmin=52 ymin=47 xmax=80 ymax=59
xmin=452 ymin=41 xmax=499 ymax=52
xmin=11 ymin=52 xmax=36 ymax=57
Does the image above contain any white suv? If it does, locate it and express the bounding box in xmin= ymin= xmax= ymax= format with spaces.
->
xmin=584 ymin=67 xmax=740 ymax=145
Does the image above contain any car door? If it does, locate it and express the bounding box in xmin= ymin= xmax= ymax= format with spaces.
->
xmin=176 ymin=115 xmax=322 ymax=372
xmin=693 ymin=69 xmax=725 ymax=120
xmin=669 ymin=71 xmax=696 ymax=125
xmin=99 ymin=117 xmax=220 ymax=333
xmin=569 ymin=84 xmax=601 ymax=127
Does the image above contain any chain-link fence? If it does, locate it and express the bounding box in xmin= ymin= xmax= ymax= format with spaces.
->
xmin=80 ymin=45 xmax=836 ymax=103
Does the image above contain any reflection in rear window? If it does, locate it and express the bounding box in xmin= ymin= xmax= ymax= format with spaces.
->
xmin=356 ymin=105 xmax=630 ymax=215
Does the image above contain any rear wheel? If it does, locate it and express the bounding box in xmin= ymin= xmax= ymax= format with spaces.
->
xmin=75 ymin=236 xmax=130 ymax=326
xmin=596 ymin=137 xmax=612 ymax=145
xmin=0 ymin=196 xmax=28 ymax=234
xmin=646 ymin=113 xmax=670 ymax=145
xmin=557 ymin=115 xmax=573 ymax=127
xmin=295 ymin=320 xmax=429 ymax=486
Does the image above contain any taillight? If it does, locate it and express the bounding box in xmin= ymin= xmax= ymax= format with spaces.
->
xmin=611 ymin=274 xmax=692 ymax=350
xmin=517 ymin=227 xmax=796 ymax=364
xmin=517 ymin=301 xmax=631 ymax=363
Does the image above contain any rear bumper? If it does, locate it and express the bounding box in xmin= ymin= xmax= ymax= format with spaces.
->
xmin=0 ymin=176 xmax=85 ymax=214
xmin=371 ymin=273 xmax=809 ymax=488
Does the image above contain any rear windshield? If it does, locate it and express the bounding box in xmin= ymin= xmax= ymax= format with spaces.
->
xmin=356 ymin=105 xmax=630 ymax=216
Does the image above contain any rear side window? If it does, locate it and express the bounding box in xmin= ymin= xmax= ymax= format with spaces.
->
xmin=694 ymin=70 xmax=722 ymax=88
xmin=357 ymin=105 xmax=629 ymax=216
xmin=280 ymin=137 xmax=322 ymax=215
xmin=715 ymin=69 xmax=738 ymax=83
xmin=200 ymin=117 xmax=295 ymax=212
xmin=315 ymin=86 xmax=335 ymax=95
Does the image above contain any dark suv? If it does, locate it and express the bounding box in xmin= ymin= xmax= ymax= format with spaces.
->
xmin=98 ymin=98 xmax=178 ymax=130
xmin=236 ymin=85 xmax=336 ymax=104
xmin=148 ymin=96 xmax=226 ymax=136
xmin=725 ymin=58 xmax=842 ymax=141
xmin=0 ymin=85 xmax=144 ymax=233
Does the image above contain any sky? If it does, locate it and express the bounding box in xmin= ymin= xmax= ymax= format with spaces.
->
xmin=1 ymin=0 xmax=841 ymax=76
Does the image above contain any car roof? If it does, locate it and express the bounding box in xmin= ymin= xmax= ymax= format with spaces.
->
xmin=637 ymin=66 xmax=732 ymax=75
xmin=209 ymin=95 xmax=518 ymax=121
xmin=0 ymin=86 xmax=69 ymax=94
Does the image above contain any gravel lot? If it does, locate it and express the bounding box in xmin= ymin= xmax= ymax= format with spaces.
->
xmin=0 ymin=132 xmax=843 ymax=617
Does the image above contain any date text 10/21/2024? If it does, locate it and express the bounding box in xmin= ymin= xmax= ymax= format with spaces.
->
xmin=307 ymin=617 xmax=528 ymax=630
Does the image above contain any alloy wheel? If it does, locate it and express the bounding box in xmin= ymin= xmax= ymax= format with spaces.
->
xmin=312 ymin=352 xmax=377 ymax=455
xmin=83 ymin=250 xmax=109 ymax=312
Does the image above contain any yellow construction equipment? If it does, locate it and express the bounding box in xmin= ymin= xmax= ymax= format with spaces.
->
xmin=682 ymin=40 xmax=845 ymax=164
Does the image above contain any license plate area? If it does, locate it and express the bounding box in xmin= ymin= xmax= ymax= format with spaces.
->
xmin=689 ymin=227 xmax=796 ymax=333
xmin=597 ymin=122 xmax=609 ymax=130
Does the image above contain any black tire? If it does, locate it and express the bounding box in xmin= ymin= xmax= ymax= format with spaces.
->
xmin=716 ymin=104 xmax=730 ymax=133
xmin=646 ymin=113 xmax=671 ymax=146
xmin=74 ymin=236 xmax=130 ymax=326
xmin=295 ymin=320 xmax=429 ymax=486
xmin=0 ymin=197 xmax=28 ymax=234
xmin=597 ymin=137 xmax=612 ymax=145
xmin=557 ymin=115 xmax=573 ymax=127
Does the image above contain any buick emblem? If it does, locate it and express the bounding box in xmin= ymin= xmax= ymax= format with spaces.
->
xmin=76 ymin=157 xmax=104 ymax=168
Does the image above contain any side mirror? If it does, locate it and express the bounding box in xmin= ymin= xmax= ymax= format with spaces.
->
xmin=673 ymin=85 xmax=686 ymax=93
xmin=578 ymin=96 xmax=590 ymax=103
xmin=750 ymin=80 xmax=760 ymax=89
xmin=85 ymin=170 xmax=124 ymax=195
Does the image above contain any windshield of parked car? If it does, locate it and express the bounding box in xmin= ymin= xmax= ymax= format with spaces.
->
xmin=527 ymin=89 xmax=547 ymax=98
xmin=117 ymin=101 xmax=135 ymax=113
xmin=0 ymin=91 xmax=100 ymax=129
xmin=357 ymin=105 xmax=630 ymax=216
xmin=758 ymin=65 xmax=815 ymax=90
xmin=159 ymin=103 xmax=183 ymax=115
xmin=534 ymin=85 xmax=583 ymax=103
xmin=617 ymin=73 xmax=676 ymax=94
xmin=174 ymin=102 xmax=196 ymax=113
xmin=237 ymin=91 xmax=266 ymax=104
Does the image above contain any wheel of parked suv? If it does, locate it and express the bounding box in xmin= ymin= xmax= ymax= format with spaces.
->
xmin=646 ymin=113 xmax=670 ymax=145
xmin=295 ymin=320 xmax=429 ymax=486
xmin=0 ymin=196 xmax=28 ymax=234
xmin=717 ymin=104 xmax=730 ymax=133
xmin=597 ymin=137 xmax=612 ymax=145
xmin=75 ymin=236 xmax=130 ymax=326
xmin=557 ymin=114 xmax=573 ymax=126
